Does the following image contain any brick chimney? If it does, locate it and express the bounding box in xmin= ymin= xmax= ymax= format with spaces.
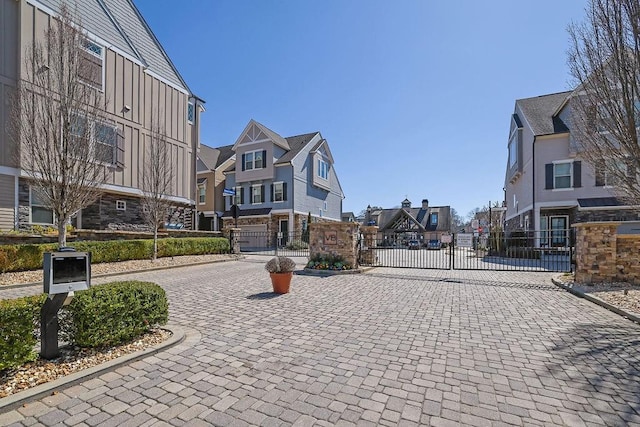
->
xmin=422 ymin=199 xmax=429 ymax=209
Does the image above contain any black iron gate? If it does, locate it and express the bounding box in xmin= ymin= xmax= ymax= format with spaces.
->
xmin=359 ymin=230 xmax=573 ymax=272
xmin=232 ymin=231 xmax=310 ymax=257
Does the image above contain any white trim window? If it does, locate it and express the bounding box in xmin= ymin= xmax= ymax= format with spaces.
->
xmin=71 ymin=114 xmax=119 ymax=165
xmin=187 ymin=101 xmax=195 ymax=124
xmin=273 ymin=182 xmax=285 ymax=202
xmin=30 ymin=187 xmax=54 ymax=224
xmin=251 ymin=184 xmax=264 ymax=204
xmin=233 ymin=186 xmax=243 ymax=205
xmin=116 ymin=200 xmax=127 ymax=211
xmin=553 ymin=162 xmax=572 ymax=189
xmin=198 ymin=184 xmax=206 ymax=204
xmin=317 ymin=159 xmax=329 ymax=180
xmin=430 ymin=213 xmax=438 ymax=226
xmin=508 ymin=132 xmax=518 ymax=168
xmin=79 ymin=39 xmax=104 ymax=90
xmin=243 ymin=150 xmax=265 ymax=171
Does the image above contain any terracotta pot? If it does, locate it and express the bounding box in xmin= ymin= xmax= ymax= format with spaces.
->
xmin=270 ymin=272 xmax=293 ymax=294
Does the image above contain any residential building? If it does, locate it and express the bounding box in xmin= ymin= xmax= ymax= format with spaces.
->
xmin=0 ymin=0 xmax=203 ymax=231
xmin=342 ymin=211 xmax=356 ymax=223
xmin=503 ymin=91 xmax=638 ymax=246
xmin=196 ymin=144 xmax=234 ymax=231
xmin=364 ymin=198 xmax=452 ymax=245
xmin=221 ymin=120 xmax=344 ymax=237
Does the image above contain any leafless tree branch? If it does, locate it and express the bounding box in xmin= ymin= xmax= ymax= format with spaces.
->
xmin=568 ymin=0 xmax=640 ymax=205
xmin=9 ymin=3 xmax=113 ymax=247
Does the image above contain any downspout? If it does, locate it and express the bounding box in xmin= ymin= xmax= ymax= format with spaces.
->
xmin=532 ymin=135 xmax=537 ymax=246
xmin=190 ymin=95 xmax=205 ymax=230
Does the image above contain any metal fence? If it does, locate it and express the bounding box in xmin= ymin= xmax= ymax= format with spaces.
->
xmin=232 ymin=231 xmax=310 ymax=257
xmin=359 ymin=230 xmax=574 ymax=272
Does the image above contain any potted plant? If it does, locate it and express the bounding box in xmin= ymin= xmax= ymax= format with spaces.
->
xmin=265 ymin=256 xmax=297 ymax=294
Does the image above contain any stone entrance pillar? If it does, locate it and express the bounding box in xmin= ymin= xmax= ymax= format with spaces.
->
xmin=359 ymin=226 xmax=378 ymax=266
xmin=309 ymin=223 xmax=359 ymax=268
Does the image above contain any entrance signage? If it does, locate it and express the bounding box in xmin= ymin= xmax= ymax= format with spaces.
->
xmin=456 ymin=233 xmax=473 ymax=248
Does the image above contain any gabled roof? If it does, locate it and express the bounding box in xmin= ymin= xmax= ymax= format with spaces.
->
xmin=274 ymin=133 xmax=320 ymax=165
xmin=37 ymin=0 xmax=191 ymax=92
xmin=516 ymin=91 xmax=571 ymax=136
xmin=309 ymin=138 xmax=335 ymax=164
xmin=198 ymin=144 xmax=235 ymax=172
xmin=232 ymin=120 xmax=289 ymax=151
xmin=372 ymin=205 xmax=451 ymax=232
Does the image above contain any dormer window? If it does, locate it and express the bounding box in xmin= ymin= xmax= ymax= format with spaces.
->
xmin=317 ymin=159 xmax=329 ymax=180
xmin=508 ymin=132 xmax=518 ymax=168
xmin=242 ymin=150 xmax=266 ymax=171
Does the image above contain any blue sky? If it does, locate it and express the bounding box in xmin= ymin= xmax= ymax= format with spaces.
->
xmin=135 ymin=0 xmax=588 ymax=218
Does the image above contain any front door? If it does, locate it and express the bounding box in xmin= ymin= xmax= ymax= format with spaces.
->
xmin=550 ymin=216 xmax=568 ymax=247
xmin=279 ymin=219 xmax=289 ymax=247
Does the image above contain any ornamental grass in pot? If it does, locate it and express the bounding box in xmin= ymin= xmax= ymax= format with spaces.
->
xmin=265 ymin=256 xmax=297 ymax=294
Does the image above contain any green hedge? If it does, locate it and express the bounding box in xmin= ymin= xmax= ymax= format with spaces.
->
xmin=62 ymin=281 xmax=168 ymax=348
xmin=0 ymin=237 xmax=230 ymax=273
xmin=0 ymin=294 xmax=46 ymax=371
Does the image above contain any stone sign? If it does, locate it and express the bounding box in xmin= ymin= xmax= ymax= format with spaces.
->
xmin=324 ymin=230 xmax=338 ymax=245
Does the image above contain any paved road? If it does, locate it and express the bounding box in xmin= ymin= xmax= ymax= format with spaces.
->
xmin=1 ymin=256 xmax=639 ymax=426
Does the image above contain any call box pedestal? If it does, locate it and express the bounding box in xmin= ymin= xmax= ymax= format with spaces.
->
xmin=41 ymin=250 xmax=91 ymax=359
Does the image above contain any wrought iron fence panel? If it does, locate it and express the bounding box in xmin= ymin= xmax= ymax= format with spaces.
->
xmin=235 ymin=231 xmax=310 ymax=257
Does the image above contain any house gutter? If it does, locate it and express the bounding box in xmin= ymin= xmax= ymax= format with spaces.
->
xmin=532 ymin=135 xmax=536 ymax=235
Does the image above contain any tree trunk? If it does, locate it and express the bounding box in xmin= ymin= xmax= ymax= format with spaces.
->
xmin=57 ymin=219 xmax=67 ymax=249
xmin=153 ymin=226 xmax=158 ymax=261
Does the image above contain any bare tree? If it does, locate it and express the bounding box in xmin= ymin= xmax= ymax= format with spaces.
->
xmin=141 ymin=118 xmax=173 ymax=261
xmin=568 ymin=0 xmax=640 ymax=204
xmin=9 ymin=4 xmax=115 ymax=247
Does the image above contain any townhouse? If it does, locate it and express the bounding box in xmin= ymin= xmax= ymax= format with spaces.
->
xmin=220 ymin=120 xmax=344 ymax=238
xmin=504 ymin=91 xmax=638 ymax=247
xmin=0 ymin=0 xmax=203 ymax=231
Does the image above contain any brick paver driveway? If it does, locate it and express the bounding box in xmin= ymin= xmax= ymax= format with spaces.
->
xmin=2 ymin=256 xmax=640 ymax=426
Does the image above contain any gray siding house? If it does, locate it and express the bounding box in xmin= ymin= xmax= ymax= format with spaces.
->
xmin=0 ymin=0 xmax=203 ymax=231
xmin=222 ymin=120 xmax=344 ymax=237
xmin=504 ymin=91 xmax=638 ymax=246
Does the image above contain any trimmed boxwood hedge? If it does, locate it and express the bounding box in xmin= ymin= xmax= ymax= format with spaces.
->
xmin=60 ymin=281 xmax=168 ymax=348
xmin=0 ymin=237 xmax=230 ymax=273
xmin=0 ymin=294 xmax=46 ymax=371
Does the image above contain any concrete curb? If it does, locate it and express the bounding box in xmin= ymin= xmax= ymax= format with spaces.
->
xmin=0 ymin=255 xmax=244 ymax=291
xmin=298 ymin=268 xmax=364 ymax=276
xmin=551 ymin=277 xmax=640 ymax=325
xmin=0 ymin=324 xmax=186 ymax=412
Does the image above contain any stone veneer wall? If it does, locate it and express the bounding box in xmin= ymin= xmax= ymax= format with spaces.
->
xmin=575 ymin=221 xmax=640 ymax=284
xmin=309 ymin=222 xmax=359 ymax=268
xmin=17 ymin=179 xmax=192 ymax=231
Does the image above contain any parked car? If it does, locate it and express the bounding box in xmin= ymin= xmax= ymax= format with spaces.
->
xmin=408 ymin=240 xmax=421 ymax=250
xmin=427 ymin=239 xmax=441 ymax=250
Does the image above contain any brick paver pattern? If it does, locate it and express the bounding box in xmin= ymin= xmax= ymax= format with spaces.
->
xmin=1 ymin=256 xmax=639 ymax=426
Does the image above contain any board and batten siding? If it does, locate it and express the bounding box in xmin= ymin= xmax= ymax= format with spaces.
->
xmin=0 ymin=175 xmax=16 ymax=230
xmin=15 ymin=2 xmax=194 ymax=201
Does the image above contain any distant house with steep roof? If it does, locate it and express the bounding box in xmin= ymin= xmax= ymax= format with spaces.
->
xmin=364 ymin=198 xmax=451 ymax=245
xmin=196 ymin=144 xmax=235 ymax=231
xmin=221 ymin=120 xmax=344 ymax=239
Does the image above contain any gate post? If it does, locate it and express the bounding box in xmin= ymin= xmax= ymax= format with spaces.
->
xmin=360 ymin=226 xmax=378 ymax=266
xmin=450 ymin=233 xmax=455 ymax=270
xmin=229 ymin=228 xmax=241 ymax=254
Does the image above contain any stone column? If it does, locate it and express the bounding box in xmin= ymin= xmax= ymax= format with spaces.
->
xmin=309 ymin=223 xmax=359 ymax=268
xmin=229 ymin=228 xmax=241 ymax=255
xmin=359 ymin=226 xmax=378 ymax=266
xmin=574 ymin=222 xmax=618 ymax=283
